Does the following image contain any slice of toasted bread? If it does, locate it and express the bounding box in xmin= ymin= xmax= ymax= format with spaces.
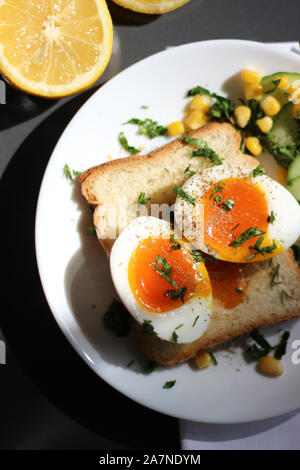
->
xmin=80 ymin=123 xmax=257 ymax=254
xmin=80 ymin=122 xmax=300 ymax=365
xmin=137 ymin=249 xmax=300 ymax=365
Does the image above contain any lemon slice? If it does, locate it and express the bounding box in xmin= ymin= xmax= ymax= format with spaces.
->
xmin=111 ymin=0 xmax=190 ymax=14
xmin=0 ymin=0 xmax=113 ymax=98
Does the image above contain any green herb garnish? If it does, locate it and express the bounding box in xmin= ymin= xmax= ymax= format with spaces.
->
xmin=173 ymin=186 xmax=195 ymax=206
xmin=192 ymin=316 xmax=199 ymax=327
xmin=207 ymin=349 xmax=218 ymax=365
xmin=236 ymin=287 xmax=243 ymax=293
xmin=267 ymin=211 xmax=275 ymax=224
xmin=170 ymin=233 xmax=181 ymax=250
xmin=281 ymin=289 xmax=294 ymax=305
xmin=184 ymin=165 xmax=196 ymax=178
xmin=247 ymin=237 xmax=277 ymax=260
xmin=103 ymin=299 xmax=133 ymax=337
xmin=63 ymin=164 xmax=81 ymax=181
xmin=137 ymin=192 xmax=151 ymax=205
xmin=221 ymin=199 xmax=235 ymax=212
xmin=274 ymin=331 xmax=290 ymax=359
xmin=142 ymin=320 xmax=158 ymax=337
xmin=270 ymin=263 xmax=282 ymax=288
xmin=182 ymin=135 xmax=222 ymax=166
xmin=253 ymin=163 xmax=265 ymax=177
xmin=124 ymin=118 xmax=167 ymax=139
xmin=118 ymin=131 xmax=140 ymax=155
xmin=145 ymin=359 xmax=158 ymax=374
xmin=190 ymin=250 xmax=217 ymax=263
xmin=151 ymin=255 xmax=178 ymax=288
xmin=126 ymin=359 xmax=135 ymax=368
xmin=165 ymin=286 xmax=187 ymax=303
xmin=209 ymin=182 xmax=225 ymax=200
xmin=265 ymin=79 xmax=281 ymax=94
xmin=187 ymin=86 xmax=234 ymax=121
xmin=87 ymin=225 xmax=96 ymax=236
xmin=171 ymin=329 xmax=178 ymax=343
xmin=163 ymin=380 xmax=176 ymax=389
xmin=229 ymin=227 xmax=265 ymax=248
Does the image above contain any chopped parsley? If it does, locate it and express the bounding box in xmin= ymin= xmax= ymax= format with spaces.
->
xmin=124 ymin=118 xmax=167 ymax=139
xmin=187 ymin=86 xmax=234 ymax=122
xmin=165 ymin=286 xmax=187 ymax=303
xmin=151 ymin=255 xmax=178 ymax=288
xmin=253 ymin=163 xmax=265 ymax=177
xmin=214 ymin=195 xmax=223 ymax=205
xmin=221 ymin=199 xmax=235 ymax=212
xmin=141 ymin=105 xmax=149 ymax=109
xmin=103 ymin=299 xmax=133 ymax=337
xmin=270 ymin=263 xmax=282 ymax=288
xmin=207 ymin=349 xmax=218 ymax=365
xmin=171 ymin=329 xmax=179 ymax=343
xmin=145 ymin=359 xmax=158 ymax=374
xmin=192 ymin=316 xmax=199 ymax=327
xmin=247 ymin=237 xmax=277 ymax=260
xmin=63 ymin=164 xmax=81 ymax=181
xmin=142 ymin=320 xmax=158 ymax=337
xmin=170 ymin=233 xmax=181 ymax=250
xmin=163 ymin=380 xmax=176 ymax=389
xmin=265 ymin=79 xmax=281 ymax=94
xmin=137 ymin=192 xmax=151 ymax=205
xmin=190 ymin=250 xmax=217 ymax=263
xmin=229 ymin=227 xmax=265 ymax=248
xmin=274 ymin=331 xmax=290 ymax=359
xmin=164 ymin=167 xmax=170 ymax=173
xmin=184 ymin=165 xmax=196 ymax=178
xmin=118 ymin=131 xmax=140 ymax=155
xmin=236 ymin=287 xmax=243 ymax=293
xmin=126 ymin=359 xmax=135 ymax=368
xmin=247 ymin=328 xmax=290 ymax=361
xmin=267 ymin=211 xmax=275 ymax=224
xmin=182 ymin=135 xmax=222 ymax=166
xmin=209 ymin=182 xmax=225 ymax=199
xmin=173 ymin=186 xmax=196 ymax=206
xmin=281 ymin=289 xmax=294 ymax=305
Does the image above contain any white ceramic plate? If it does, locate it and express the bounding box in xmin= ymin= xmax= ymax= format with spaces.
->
xmin=35 ymin=40 xmax=300 ymax=423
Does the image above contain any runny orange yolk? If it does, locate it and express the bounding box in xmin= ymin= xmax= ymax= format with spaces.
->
xmin=205 ymin=259 xmax=248 ymax=309
xmin=203 ymin=177 xmax=283 ymax=263
xmin=128 ymin=237 xmax=211 ymax=313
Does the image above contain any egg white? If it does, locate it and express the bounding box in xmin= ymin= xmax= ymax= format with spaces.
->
xmin=174 ymin=165 xmax=300 ymax=261
xmin=110 ymin=216 xmax=212 ymax=344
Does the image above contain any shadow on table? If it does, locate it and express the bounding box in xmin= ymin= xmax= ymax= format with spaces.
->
xmin=0 ymin=88 xmax=179 ymax=450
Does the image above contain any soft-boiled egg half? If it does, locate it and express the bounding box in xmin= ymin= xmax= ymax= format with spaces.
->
xmin=174 ymin=165 xmax=300 ymax=263
xmin=110 ymin=216 xmax=212 ymax=343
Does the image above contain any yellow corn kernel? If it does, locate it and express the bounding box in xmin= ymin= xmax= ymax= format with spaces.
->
xmin=234 ymin=105 xmax=251 ymax=128
xmin=194 ymin=351 xmax=212 ymax=370
xmin=260 ymin=95 xmax=281 ymax=116
xmin=168 ymin=121 xmax=185 ymax=136
xmin=276 ymin=76 xmax=289 ymax=89
xmin=258 ymin=355 xmax=283 ymax=378
xmin=277 ymin=165 xmax=288 ymax=186
xmin=190 ymin=95 xmax=210 ymax=113
xmin=185 ymin=110 xmax=208 ymax=130
xmin=292 ymin=102 xmax=300 ymax=119
xmin=287 ymin=81 xmax=300 ymax=98
xmin=244 ymin=83 xmax=263 ymax=101
xmin=245 ymin=136 xmax=262 ymax=156
xmin=241 ymin=68 xmax=262 ymax=84
xmin=256 ymin=116 xmax=273 ymax=133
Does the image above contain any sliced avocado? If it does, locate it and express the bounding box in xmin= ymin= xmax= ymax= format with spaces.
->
xmin=288 ymin=154 xmax=300 ymax=182
xmin=261 ymin=72 xmax=300 ymax=106
xmin=264 ymin=102 xmax=300 ymax=168
xmin=287 ymin=176 xmax=300 ymax=201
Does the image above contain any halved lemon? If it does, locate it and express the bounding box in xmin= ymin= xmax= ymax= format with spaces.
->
xmin=111 ymin=0 xmax=190 ymax=14
xmin=0 ymin=0 xmax=113 ymax=98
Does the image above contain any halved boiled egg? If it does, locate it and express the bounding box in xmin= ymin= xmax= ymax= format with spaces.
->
xmin=174 ymin=165 xmax=300 ymax=263
xmin=110 ymin=216 xmax=212 ymax=343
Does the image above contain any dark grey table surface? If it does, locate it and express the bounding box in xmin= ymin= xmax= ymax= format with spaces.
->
xmin=1 ymin=0 xmax=300 ymax=451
